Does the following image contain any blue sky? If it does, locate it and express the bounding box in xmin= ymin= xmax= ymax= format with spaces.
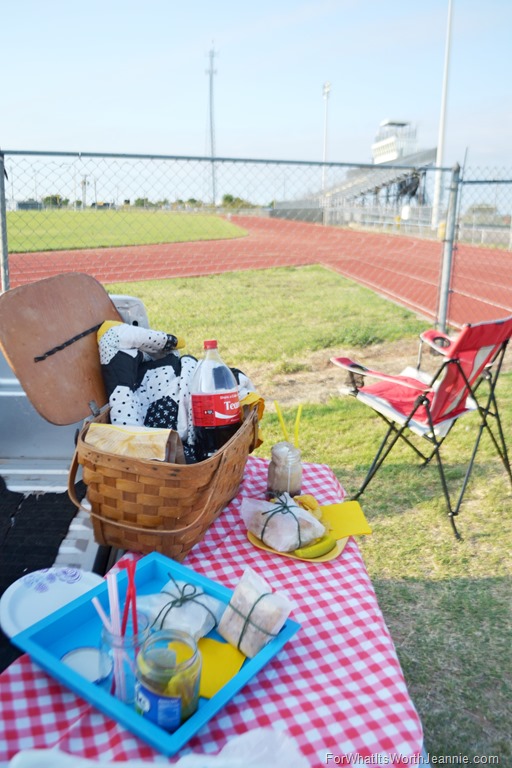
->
xmin=1 ymin=0 xmax=511 ymax=169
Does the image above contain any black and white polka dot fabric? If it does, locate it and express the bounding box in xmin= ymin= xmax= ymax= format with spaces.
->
xmin=98 ymin=323 xmax=254 ymax=463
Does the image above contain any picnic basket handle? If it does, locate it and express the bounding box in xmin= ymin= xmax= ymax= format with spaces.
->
xmin=68 ymin=449 xmax=87 ymax=511
xmin=243 ymin=402 xmax=260 ymax=452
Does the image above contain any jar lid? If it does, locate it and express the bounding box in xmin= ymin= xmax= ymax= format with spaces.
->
xmin=61 ymin=647 xmax=112 ymax=684
xmin=271 ymin=441 xmax=301 ymax=463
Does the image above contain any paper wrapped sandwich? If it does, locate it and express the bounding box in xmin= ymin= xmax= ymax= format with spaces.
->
xmin=218 ymin=567 xmax=293 ymax=658
xmin=240 ymin=492 xmax=326 ymax=552
xmin=137 ymin=576 xmax=226 ymax=640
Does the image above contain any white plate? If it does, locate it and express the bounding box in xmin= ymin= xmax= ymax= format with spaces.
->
xmin=0 ymin=567 xmax=104 ymax=638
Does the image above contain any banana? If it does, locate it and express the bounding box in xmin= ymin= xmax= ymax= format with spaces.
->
xmin=293 ymin=534 xmax=337 ymax=559
xmin=294 ymin=494 xmax=319 ymax=510
xmin=294 ymin=494 xmax=322 ymax=519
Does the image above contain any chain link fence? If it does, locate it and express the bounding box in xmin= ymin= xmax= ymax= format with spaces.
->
xmin=1 ymin=150 xmax=511 ymax=330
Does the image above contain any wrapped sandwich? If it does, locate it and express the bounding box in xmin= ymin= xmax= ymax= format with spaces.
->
xmin=218 ymin=567 xmax=293 ymax=658
xmin=241 ymin=492 xmax=326 ymax=552
xmin=137 ymin=576 xmax=225 ymax=640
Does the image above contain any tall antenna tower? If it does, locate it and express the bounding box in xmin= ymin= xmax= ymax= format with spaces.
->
xmin=206 ymin=44 xmax=217 ymax=205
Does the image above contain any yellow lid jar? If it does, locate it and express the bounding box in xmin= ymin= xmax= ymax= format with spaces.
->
xmin=135 ymin=629 xmax=201 ymax=732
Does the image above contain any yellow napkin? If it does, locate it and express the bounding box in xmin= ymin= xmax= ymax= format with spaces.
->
xmin=241 ymin=392 xmax=266 ymax=448
xmin=320 ymin=501 xmax=372 ymax=538
xmin=197 ymin=637 xmax=246 ymax=699
xmin=241 ymin=392 xmax=265 ymax=421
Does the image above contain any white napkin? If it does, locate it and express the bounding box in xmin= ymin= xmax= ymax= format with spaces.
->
xmin=7 ymin=727 xmax=309 ymax=768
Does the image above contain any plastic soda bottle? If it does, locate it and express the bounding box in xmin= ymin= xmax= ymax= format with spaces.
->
xmin=191 ymin=340 xmax=242 ymax=460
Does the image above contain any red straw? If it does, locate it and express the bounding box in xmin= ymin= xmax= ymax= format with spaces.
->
xmin=120 ymin=560 xmax=138 ymax=636
xmin=129 ymin=560 xmax=138 ymax=635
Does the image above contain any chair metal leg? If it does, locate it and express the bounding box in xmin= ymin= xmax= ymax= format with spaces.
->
xmin=431 ymin=406 xmax=511 ymax=540
xmin=466 ymin=347 xmax=512 ymax=485
xmin=420 ymin=407 xmax=464 ymax=540
xmin=394 ymin=428 xmax=433 ymax=464
xmin=482 ymin=394 xmax=512 ymax=485
xmin=448 ymin=511 xmax=462 ymax=539
xmin=356 ymin=421 xmax=405 ymax=496
xmin=453 ymin=423 xmax=487 ymax=517
xmin=431 ymin=446 xmax=463 ymax=540
xmin=355 ymin=407 xmax=432 ymax=496
xmin=450 ymin=375 xmax=512 ymax=522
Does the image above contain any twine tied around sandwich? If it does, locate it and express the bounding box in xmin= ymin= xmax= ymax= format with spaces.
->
xmin=226 ymin=592 xmax=279 ymax=652
xmin=260 ymin=494 xmax=302 ymax=549
xmin=150 ymin=573 xmax=220 ymax=631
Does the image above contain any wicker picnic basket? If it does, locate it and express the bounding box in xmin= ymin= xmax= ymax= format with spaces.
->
xmin=0 ymin=272 xmax=259 ymax=561
xmin=68 ymin=405 xmax=258 ymax=560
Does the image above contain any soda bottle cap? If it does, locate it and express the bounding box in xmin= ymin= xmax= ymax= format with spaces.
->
xmin=203 ymin=340 xmax=218 ymax=349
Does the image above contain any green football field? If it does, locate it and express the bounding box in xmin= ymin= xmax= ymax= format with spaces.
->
xmin=6 ymin=208 xmax=247 ymax=252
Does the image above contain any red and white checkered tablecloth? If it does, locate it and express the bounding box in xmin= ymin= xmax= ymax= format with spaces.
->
xmin=0 ymin=456 xmax=424 ymax=765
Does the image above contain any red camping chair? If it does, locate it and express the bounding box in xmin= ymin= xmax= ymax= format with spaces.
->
xmin=331 ymin=316 xmax=512 ymax=538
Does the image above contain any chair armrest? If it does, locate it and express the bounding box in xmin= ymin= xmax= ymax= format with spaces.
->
xmin=330 ymin=356 xmax=431 ymax=392
xmin=419 ymin=328 xmax=455 ymax=356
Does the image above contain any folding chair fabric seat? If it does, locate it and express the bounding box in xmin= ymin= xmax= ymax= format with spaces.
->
xmin=355 ymin=377 xmax=474 ymax=440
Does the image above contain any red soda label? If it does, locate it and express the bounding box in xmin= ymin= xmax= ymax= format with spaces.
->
xmin=191 ymin=391 xmax=241 ymax=427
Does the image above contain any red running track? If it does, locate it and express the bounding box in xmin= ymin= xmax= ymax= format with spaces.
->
xmin=7 ymin=216 xmax=512 ymax=327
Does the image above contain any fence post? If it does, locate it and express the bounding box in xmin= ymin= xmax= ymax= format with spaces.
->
xmin=0 ymin=151 xmax=9 ymax=293
xmin=436 ymin=163 xmax=460 ymax=332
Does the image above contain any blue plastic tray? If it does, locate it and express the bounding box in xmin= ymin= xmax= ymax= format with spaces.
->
xmin=11 ymin=552 xmax=301 ymax=756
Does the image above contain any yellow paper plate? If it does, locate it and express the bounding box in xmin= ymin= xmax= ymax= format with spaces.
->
xmin=247 ymin=531 xmax=349 ymax=562
xmin=246 ymin=500 xmax=371 ymax=563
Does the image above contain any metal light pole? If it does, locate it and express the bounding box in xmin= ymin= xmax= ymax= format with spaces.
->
xmin=81 ymin=175 xmax=88 ymax=209
xmin=437 ymin=163 xmax=460 ymax=331
xmin=432 ymin=0 xmax=453 ymax=230
xmin=206 ymin=45 xmax=217 ymax=206
xmin=322 ymin=81 xmax=331 ymax=191
xmin=0 ymin=152 xmax=10 ymax=293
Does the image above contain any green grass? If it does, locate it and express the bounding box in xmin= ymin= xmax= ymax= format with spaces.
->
xmin=107 ymin=266 xmax=512 ymax=762
xmin=6 ymin=208 xmax=247 ymax=252
xmin=107 ymin=265 xmax=425 ymax=364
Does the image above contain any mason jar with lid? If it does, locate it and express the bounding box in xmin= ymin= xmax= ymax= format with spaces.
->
xmin=134 ymin=629 xmax=202 ymax=732
xmin=267 ymin=441 xmax=302 ymax=498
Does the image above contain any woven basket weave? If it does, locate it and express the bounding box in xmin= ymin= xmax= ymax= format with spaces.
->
xmin=68 ymin=406 xmax=259 ymax=561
